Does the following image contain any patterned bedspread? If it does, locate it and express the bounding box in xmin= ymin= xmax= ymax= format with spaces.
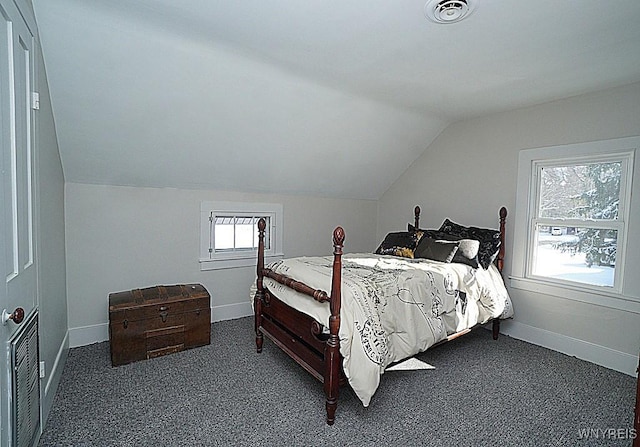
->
xmin=261 ymin=253 xmax=513 ymax=407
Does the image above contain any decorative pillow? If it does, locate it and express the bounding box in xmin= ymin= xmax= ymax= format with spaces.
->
xmin=414 ymin=238 xmax=459 ymax=263
xmin=438 ymin=219 xmax=501 ymax=269
xmin=375 ymin=231 xmax=423 ymax=259
xmin=419 ymin=231 xmax=480 ymax=268
xmin=414 ymin=230 xmax=480 ymax=269
xmin=453 ymin=238 xmax=481 ymax=260
xmin=408 ymin=223 xmax=483 ymax=268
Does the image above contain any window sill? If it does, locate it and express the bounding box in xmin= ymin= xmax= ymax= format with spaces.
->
xmin=509 ymin=276 xmax=640 ymax=314
xmin=200 ymin=253 xmax=284 ymax=271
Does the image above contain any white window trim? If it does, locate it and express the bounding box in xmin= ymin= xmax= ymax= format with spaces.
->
xmin=511 ymin=136 xmax=640 ymax=313
xmin=200 ymin=201 xmax=284 ymax=271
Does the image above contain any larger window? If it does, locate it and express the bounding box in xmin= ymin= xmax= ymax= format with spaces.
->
xmin=200 ymin=201 xmax=283 ymax=270
xmin=511 ymin=137 xmax=638 ymax=309
xmin=529 ymin=155 xmax=631 ymax=290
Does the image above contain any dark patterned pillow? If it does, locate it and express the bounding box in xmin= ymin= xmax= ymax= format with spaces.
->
xmin=409 ymin=224 xmax=482 ymax=268
xmin=429 ymin=233 xmax=480 ymax=268
xmin=375 ymin=231 xmax=423 ymax=259
xmin=438 ymin=219 xmax=501 ymax=269
xmin=414 ymin=238 xmax=459 ymax=263
xmin=448 ymin=237 xmax=480 ymax=260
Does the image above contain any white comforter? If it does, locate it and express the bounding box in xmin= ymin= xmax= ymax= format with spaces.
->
xmin=261 ymin=253 xmax=513 ymax=407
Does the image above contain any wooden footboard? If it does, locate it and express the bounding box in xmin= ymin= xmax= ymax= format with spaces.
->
xmin=254 ymin=218 xmax=345 ymax=425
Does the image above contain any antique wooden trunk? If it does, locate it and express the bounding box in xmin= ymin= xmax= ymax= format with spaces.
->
xmin=109 ymin=284 xmax=211 ymax=366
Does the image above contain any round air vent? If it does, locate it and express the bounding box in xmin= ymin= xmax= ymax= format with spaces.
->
xmin=424 ymin=0 xmax=477 ymax=24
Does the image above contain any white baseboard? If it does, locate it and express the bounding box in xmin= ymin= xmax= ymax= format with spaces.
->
xmin=68 ymin=322 xmax=109 ymax=348
xmin=68 ymin=302 xmax=254 ymax=348
xmin=499 ymin=320 xmax=638 ymax=377
xmin=211 ymin=302 xmax=253 ymax=322
xmin=44 ymin=331 xmax=69 ymax=396
xmin=69 ymin=307 xmax=638 ymax=377
xmin=41 ymin=330 xmax=69 ymax=424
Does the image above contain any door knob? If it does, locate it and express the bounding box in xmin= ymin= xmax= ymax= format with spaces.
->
xmin=2 ymin=307 xmax=25 ymax=325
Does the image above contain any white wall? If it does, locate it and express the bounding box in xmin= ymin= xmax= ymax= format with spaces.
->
xmin=65 ymin=183 xmax=377 ymax=346
xmin=378 ymin=82 xmax=640 ymax=375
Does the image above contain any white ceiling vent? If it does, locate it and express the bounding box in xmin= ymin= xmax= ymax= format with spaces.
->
xmin=424 ymin=0 xmax=477 ymax=24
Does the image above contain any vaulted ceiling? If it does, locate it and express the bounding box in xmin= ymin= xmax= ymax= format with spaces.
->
xmin=33 ymin=0 xmax=640 ymax=199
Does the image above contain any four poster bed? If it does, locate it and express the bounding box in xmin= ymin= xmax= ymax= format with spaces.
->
xmin=253 ymin=206 xmax=512 ymax=425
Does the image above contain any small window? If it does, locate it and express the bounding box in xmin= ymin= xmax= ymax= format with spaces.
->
xmin=200 ymin=202 xmax=283 ymax=270
xmin=212 ymin=215 xmax=270 ymax=252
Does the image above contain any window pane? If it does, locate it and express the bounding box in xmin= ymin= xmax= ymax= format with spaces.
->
xmin=214 ymin=216 xmax=234 ymax=250
xmin=213 ymin=215 xmax=270 ymax=251
xmin=214 ymin=216 xmax=234 ymax=225
xmin=532 ymin=225 xmax=616 ymax=287
xmin=539 ymin=162 xmax=621 ymax=220
xmin=235 ymin=218 xmax=254 ymax=249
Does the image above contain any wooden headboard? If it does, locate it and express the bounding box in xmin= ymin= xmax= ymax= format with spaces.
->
xmin=412 ymin=205 xmax=507 ymax=273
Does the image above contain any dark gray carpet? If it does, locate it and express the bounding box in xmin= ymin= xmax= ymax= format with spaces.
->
xmin=39 ymin=317 xmax=636 ymax=446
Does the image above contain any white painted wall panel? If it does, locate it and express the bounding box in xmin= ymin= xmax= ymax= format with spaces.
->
xmin=64 ymin=183 xmax=377 ymax=339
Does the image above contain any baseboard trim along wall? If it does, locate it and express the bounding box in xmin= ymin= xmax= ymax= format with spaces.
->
xmin=211 ymin=302 xmax=253 ymax=322
xmin=44 ymin=331 xmax=69 ymax=396
xmin=67 ymin=306 xmax=636 ymax=376
xmin=68 ymin=303 xmax=254 ymax=348
xmin=41 ymin=331 xmax=69 ymax=424
xmin=500 ymin=320 xmax=638 ymax=377
xmin=68 ymin=323 xmax=109 ymax=348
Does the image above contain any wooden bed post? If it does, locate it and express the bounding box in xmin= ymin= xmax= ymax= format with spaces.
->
xmin=414 ymin=206 xmax=421 ymax=229
xmin=496 ymin=207 xmax=507 ymax=273
xmin=324 ymin=226 xmax=344 ymax=425
xmin=254 ymin=218 xmax=266 ymax=353
xmin=492 ymin=206 xmax=508 ymax=341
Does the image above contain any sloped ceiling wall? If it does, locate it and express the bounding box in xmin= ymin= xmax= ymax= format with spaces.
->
xmin=33 ymin=1 xmax=447 ymax=199
xmin=33 ymin=1 xmax=640 ymax=199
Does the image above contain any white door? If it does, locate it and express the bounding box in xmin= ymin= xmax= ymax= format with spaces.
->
xmin=0 ymin=0 xmax=38 ymax=445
